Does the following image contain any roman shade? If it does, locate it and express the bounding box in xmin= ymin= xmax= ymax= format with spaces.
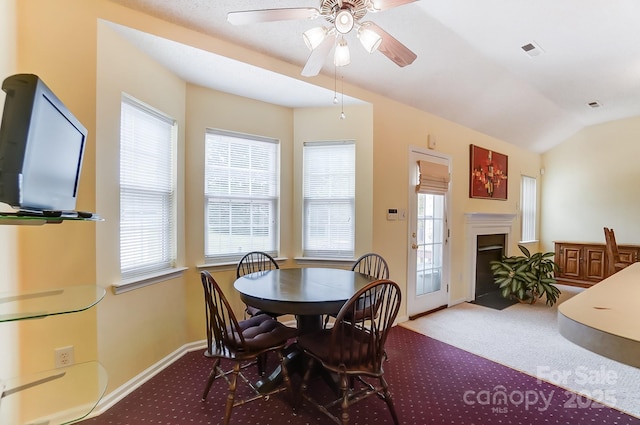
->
xmin=416 ymin=160 xmax=450 ymax=194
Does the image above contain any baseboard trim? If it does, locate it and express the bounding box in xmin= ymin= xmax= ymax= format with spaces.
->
xmin=408 ymin=305 xmax=447 ymax=321
xmin=86 ymin=340 xmax=207 ymax=419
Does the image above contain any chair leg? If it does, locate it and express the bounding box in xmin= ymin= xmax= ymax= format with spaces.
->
xmin=257 ymin=353 xmax=266 ymax=376
xmin=299 ymin=356 xmax=316 ymax=407
xmin=277 ymin=349 xmax=294 ymax=405
xmin=202 ymin=358 xmax=220 ymax=400
xmin=340 ymin=373 xmax=350 ymax=425
xmin=223 ymin=361 xmax=241 ymax=425
xmin=379 ymin=376 xmax=399 ymax=425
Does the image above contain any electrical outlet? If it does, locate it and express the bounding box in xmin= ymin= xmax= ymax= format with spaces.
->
xmin=54 ymin=346 xmax=75 ymax=368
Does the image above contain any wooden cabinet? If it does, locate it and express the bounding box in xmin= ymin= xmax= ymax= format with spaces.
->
xmin=554 ymin=241 xmax=640 ymax=287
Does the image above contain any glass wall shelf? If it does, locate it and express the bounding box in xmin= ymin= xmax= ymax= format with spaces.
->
xmin=0 ymin=285 xmax=106 ymax=323
xmin=0 ymin=213 xmax=103 ymax=226
xmin=0 ymin=361 xmax=108 ymax=425
xmin=0 ymin=214 xmax=107 ymax=423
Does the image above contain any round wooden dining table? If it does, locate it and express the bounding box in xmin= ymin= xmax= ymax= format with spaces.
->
xmin=234 ymin=267 xmax=376 ymax=334
xmin=234 ymin=267 xmax=376 ymax=393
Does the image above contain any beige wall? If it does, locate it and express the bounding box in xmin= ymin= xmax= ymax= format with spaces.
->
xmin=96 ymin=20 xmax=189 ymax=392
xmin=369 ymin=96 xmax=542 ymax=302
xmin=184 ymin=84 xmax=296 ymax=339
xmin=5 ymin=0 xmax=99 ymax=381
xmin=0 ymin=0 xmax=17 ymax=282
xmin=293 ymin=105 xmax=374 ymax=258
xmin=541 ymin=116 xmax=640 ymax=252
xmin=6 ymin=0 xmax=544 ymax=403
xmin=0 ymin=0 xmax=18 ymax=382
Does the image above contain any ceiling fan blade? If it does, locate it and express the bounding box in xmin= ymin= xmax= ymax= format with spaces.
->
xmin=368 ymin=0 xmax=418 ymax=12
xmin=228 ymin=8 xmax=319 ymax=25
xmin=301 ymin=33 xmax=337 ymax=77
xmin=365 ymin=22 xmax=417 ymax=67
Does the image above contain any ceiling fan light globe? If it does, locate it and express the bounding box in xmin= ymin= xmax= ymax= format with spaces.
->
xmin=369 ymin=0 xmax=383 ymax=12
xmin=334 ymin=38 xmax=351 ymax=66
xmin=335 ymin=10 xmax=355 ymax=34
xmin=358 ymin=25 xmax=382 ymax=53
xmin=303 ymin=26 xmax=328 ymax=50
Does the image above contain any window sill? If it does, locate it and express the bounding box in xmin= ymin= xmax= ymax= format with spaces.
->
xmin=198 ymin=257 xmax=288 ymax=270
xmin=196 ymin=256 xmax=354 ymax=269
xmin=112 ymin=267 xmax=188 ymax=295
xmin=294 ymin=257 xmax=356 ymax=266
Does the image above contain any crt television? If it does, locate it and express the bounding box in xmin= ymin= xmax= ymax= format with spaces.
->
xmin=0 ymin=74 xmax=87 ymax=213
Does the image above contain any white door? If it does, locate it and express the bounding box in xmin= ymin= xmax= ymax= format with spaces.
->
xmin=407 ymin=148 xmax=450 ymax=317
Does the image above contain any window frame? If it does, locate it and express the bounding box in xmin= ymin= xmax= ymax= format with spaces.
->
xmin=118 ymin=94 xmax=178 ymax=288
xmin=520 ymin=174 xmax=537 ymax=243
xmin=203 ymin=129 xmax=280 ymax=264
xmin=302 ymin=140 xmax=356 ymax=259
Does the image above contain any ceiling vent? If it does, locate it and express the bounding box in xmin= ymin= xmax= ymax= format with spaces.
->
xmin=521 ymin=41 xmax=544 ymax=57
xmin=587 ymin=101 xmax=602 ymax=108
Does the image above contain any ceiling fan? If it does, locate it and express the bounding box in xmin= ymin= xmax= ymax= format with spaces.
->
xmin=227 ymin=0 xmax=418 ymax=77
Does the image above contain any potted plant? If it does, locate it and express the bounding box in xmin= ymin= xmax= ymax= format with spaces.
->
xmin=490 ymin=244 xmax=562 ymax=306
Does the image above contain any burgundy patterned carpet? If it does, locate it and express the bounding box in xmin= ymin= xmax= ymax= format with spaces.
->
xmin=80 ymin=326 xmax=640 ymax=424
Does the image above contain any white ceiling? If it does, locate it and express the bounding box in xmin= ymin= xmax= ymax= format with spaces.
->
xmin=108 ymin=0 xmax=640 ymax=153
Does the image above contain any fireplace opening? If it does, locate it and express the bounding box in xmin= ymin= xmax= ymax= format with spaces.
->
xmin=475 ymin=234 xmax=506 ymax=298
xmin=472 ymin=233 xmax=518 ymax=309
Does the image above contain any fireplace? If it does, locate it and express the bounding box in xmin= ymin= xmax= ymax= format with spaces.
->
xmin=464 ymin=213 xmax=516 ymax=301
xmin=475 ymin=234 xmax=506 ymax=297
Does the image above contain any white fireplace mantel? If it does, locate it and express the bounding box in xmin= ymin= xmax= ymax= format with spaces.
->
xmin=464 ymin=212 xmax=517 ymax=301
xmin=464 ymin=212 xmax=517 ymax=226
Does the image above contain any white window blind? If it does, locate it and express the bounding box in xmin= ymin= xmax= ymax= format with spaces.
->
xmin=521 ymin=175 xmax=537 ymax=242
xmin=204 ymin=129 xmax=279 ymax=261
xmin=303 ymin=141 xmax=355 ymax=258
xmin=120 ymin=96 xmax=177 ymax=278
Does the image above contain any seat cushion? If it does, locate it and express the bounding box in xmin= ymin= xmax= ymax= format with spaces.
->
xmin=245 ymin=304 xmax=282 ymax=318
xmin=245 ymin=305 xmax=264 ymax=317
xmin=298 ymin=325 xmax=376 ymax=370
xmin=226 ymin=314 xmax=298 ymax=352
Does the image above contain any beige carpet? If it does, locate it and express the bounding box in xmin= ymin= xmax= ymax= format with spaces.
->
xmin=401 ymin=284 xmax=640 ymax=418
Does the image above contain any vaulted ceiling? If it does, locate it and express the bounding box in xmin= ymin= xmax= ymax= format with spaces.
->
xmin=109 ymin=0 xmax=640 ymax=152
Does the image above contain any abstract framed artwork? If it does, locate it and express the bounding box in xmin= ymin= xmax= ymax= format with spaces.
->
xmin=469 ymin=144 xmax=508 ymax=200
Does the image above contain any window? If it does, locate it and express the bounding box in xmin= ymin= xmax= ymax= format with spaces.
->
xmin=204 ymin=129 xmax=279 ymax=262
xmin=119 ymin=96 xmax=177 ymax=279
xmin=521 ymin=175 xmax=537 ymax=242
xmin=303 ymin=141 xmax=355 ymax=258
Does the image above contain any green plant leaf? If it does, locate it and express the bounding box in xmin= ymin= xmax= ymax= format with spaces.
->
xmin=518 ymin=244 xmax=531 ymax=258
xmin=490 ymin=247 xmax=561 ymax=307
xmin=501 ymin=287 xmax=511 ymax=298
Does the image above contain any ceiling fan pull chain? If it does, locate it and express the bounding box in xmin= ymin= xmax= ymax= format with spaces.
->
xmin=340 ymin=73 xmax=346 ymax=120
xmin=334 ymin=63 xmax=339 ymax=104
